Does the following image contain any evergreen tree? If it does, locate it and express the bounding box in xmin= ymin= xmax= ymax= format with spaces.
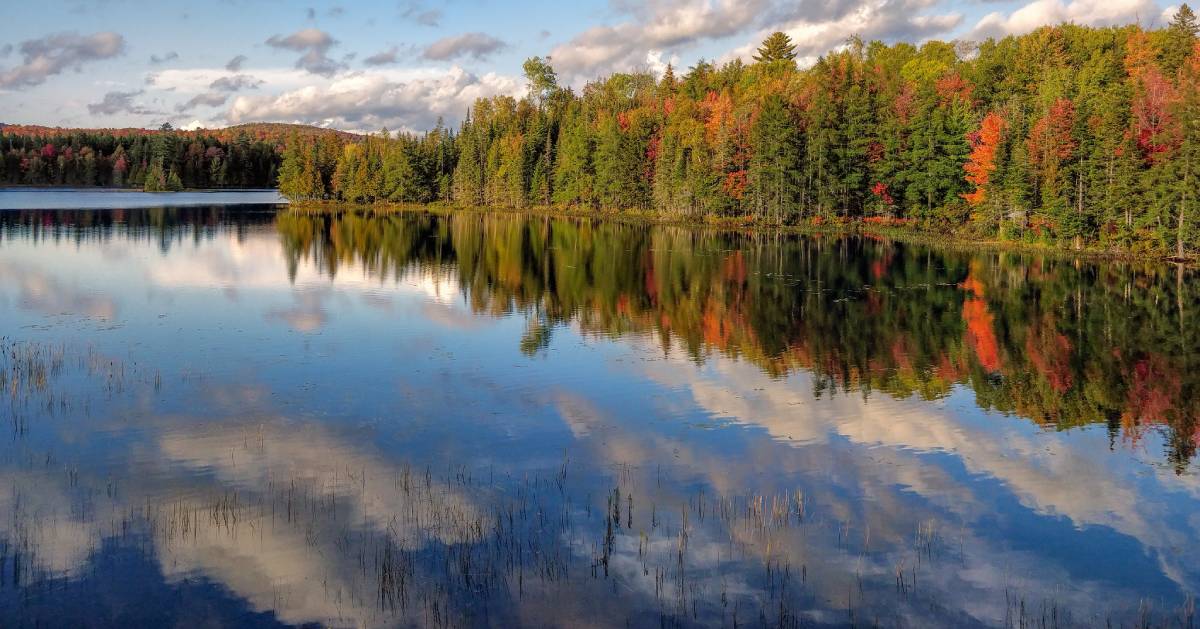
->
xmin=143 ymin=160 xmax=166 ymax=192
xmin=753 ymin=32 xmax=798 ymax=64
xmin=1171 ymin=42 xmax=1200 ymax=257
xmin=1165 ymin=5 xmax=1200 ymax=73
xmin=749 ymin=94 xmax=802 ymax=222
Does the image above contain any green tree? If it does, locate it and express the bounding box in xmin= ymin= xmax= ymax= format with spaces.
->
xmin=749 ymin=94 xmax=802 ymax=222
xmin=753 ymin=32 xmax=798 ymax=64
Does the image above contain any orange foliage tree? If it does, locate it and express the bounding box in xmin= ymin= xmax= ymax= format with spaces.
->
xmin=962 ymin=112 xmax=1006 ymax=206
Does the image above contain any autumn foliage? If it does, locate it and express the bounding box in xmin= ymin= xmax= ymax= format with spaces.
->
xmin=962 ymin=112 xmax=1006 ymax=206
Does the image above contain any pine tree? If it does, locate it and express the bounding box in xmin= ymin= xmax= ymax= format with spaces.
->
xmin=165 ymin=168 xmax=184 ymax=191
xmin=749 ymin=94 xmax=802 ymax=222
xmin=553 ymin=102 xmax=595 ymax=206
xmin=1165 ymin=5 xmax=1200 ymax=73
xmin=143 ymin=160 xmax=166 ymax=192
xmin=277 ymin=133 xmax=308 ymax=200
xmin=753 ymin=32 xmax=798 ymax=64
xmin=1171 ymin=42 xmax=1200 ymax=257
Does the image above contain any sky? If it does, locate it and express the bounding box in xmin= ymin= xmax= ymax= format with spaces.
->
xmin=0 ymin=0 xmax=1182 ymax=133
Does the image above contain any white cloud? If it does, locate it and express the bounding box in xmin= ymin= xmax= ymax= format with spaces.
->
xmin=548 ymin=0 xmax=767 ymax=80
xmin=644 ymin=50 xmax=680 ymax=78
xmin=0 ymin=31 xmax=125 ymax=88
xmin=549 ymin=0 xmax=962 ymax=82
xmin=970 ymin=0 xmax=1158 ymax=40
xmin=225 ymin=66 xmax=522 ymax=132
xmin=725 ymin=0 xmax=963 ymax=64
xmin=265 ymin=27 xmax=345 ymax=77
xmin=422 ymin=32 xmax=507 ymax=61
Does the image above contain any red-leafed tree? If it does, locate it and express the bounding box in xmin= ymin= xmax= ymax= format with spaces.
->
xmin=1026 ymin=98 xmax=1077 ymax=215
xmin=963 ymin=112 xmax=1006 ymax=206
xmin=1126 ymin=30 xmax=1179 ymax=161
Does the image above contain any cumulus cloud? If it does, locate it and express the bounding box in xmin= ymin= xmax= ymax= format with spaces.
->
xmin=422 ymin=32 xmax=507 ymax=61
xmin=149 ymin=51 xmax=179 ymax=64
xmin=225 ymin=66 xmax=522 ymax=132
xmin=645 ymin=50 xmax=680 ymax=79
xmin=548 ymin=0 xmax=765 ymax=78
xmin=363 ymin=46 xmax=400 ymax=66
xmin=547 ymin=0 xmax=962 ymax=80
xmin=725 ymin=0 xmax=962 ymax=65
xmin=209 ymin=74 xmax=263 ymax=91
xmin=265 ymin=28 xmax=344 ymax=77
xmin=87 ymin=90 xmax=155 ymax=116
xmin=0 ymin=31 xmax=124 ymax=89
xmin=225 ymin=54 xmax=247 ymax=72
xmin=969 ymin=0 xmax=1157 ymax=40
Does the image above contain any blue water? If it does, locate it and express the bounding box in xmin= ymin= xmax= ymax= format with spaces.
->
xmin=0 ymin=199 xmax=1197 ymax=628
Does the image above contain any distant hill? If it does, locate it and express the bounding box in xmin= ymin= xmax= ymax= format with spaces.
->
xmin=210 ymin=123 xmax=363 ymax=144
xmin=0 ymin=122 xmax=362 ymax=147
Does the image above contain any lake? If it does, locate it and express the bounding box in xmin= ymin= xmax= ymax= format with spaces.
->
xmin=0 ymin=188 xmax=286 ymax=210
xmin=0 ymin=193 xmax=1197 ymax=628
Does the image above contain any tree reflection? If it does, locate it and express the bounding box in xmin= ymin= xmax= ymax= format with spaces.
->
xmin=277 ymin=209 xmax=1200 ymax=468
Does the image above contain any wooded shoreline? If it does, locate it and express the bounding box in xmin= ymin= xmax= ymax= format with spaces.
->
xmin=284 ymin=200 xmax=1199 ymax=265
xmin=277 ymin=16 xmax=1200 ymax=262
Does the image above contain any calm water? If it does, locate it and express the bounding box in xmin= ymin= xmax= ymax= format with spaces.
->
xmin=0 ymin=199 xmax=1198 ymax=628
xmin=0 ymin=188 xmax=286 ymax=210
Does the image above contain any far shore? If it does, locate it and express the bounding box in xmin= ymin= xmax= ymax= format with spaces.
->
xmin=0 ymin=186 xmax=1191 ymax=264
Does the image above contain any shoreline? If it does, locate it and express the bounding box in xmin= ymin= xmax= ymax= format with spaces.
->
xmin=283 ymin=200 xmax=1197 ymax=267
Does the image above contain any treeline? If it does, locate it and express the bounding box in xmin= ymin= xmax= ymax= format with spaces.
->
xmin=1 ymin=125 xmax=281 ymax=189
xmin=280 ymin=8 xmax=1200 ymax=256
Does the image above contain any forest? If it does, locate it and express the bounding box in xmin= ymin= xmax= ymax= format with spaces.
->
xmin=0 ymin=124 xmax=282 ymax=190
xmin=278 ymin=8 xmax=1200 ymax=256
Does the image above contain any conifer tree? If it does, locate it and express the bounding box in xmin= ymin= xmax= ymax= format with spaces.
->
xmin=749 ymin=94 xmax=801 ymax=222
xmin=753 ymin=32 xmax=798 ymax=64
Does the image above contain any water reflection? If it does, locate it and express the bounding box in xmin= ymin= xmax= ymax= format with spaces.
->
xmin=0 ymin=206 xmax=1198 ymax=628
xmin=277 ymin=210 xmax=1200 ymax=468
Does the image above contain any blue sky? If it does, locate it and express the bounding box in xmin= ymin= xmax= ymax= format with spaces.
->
xmin=0 ymin=0 xmax=1180 ymax=132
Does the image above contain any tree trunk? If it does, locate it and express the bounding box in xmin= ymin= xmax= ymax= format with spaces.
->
xmin=1180 ymin=155 xmax=1191 ymax=260
xmin=1178 ymin=200 xmax=1187 ymax=259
